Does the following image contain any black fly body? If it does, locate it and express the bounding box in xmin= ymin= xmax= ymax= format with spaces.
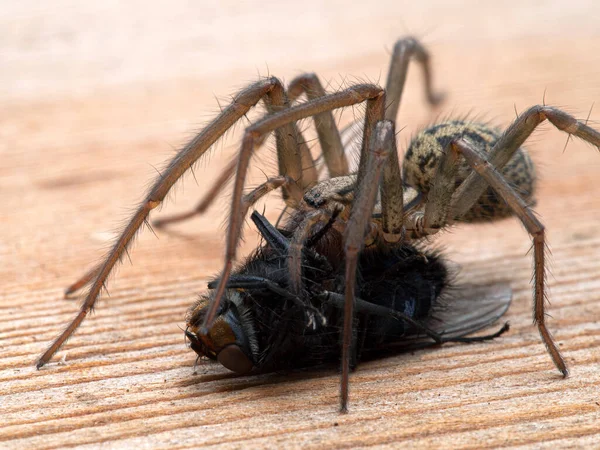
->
xmin=184 ymin=211 xmax=510 ymax=375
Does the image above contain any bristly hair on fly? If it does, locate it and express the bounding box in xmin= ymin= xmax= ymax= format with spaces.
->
xmin=183 ymin=210 xmax=511 ymax=375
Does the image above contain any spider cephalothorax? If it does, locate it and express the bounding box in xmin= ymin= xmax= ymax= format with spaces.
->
xmin=38 ymin=37 xmax=600 ymax=412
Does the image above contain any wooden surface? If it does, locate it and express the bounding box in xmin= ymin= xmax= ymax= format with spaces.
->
xmin=2 ymin=1 xmax=600 ymax=448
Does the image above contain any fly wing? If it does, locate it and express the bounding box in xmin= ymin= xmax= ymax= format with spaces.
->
xmin=424 ymin=282 xmax=512 ymax=337
xmin=367 ymin=283 xmax=512 ymax=355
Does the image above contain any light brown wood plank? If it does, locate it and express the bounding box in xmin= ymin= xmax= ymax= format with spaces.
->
xmin=2 ymin=1 xmax=600 ymax=448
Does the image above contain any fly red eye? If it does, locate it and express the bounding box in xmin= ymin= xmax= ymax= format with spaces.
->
xmin=217 ymin=345 xmax=254 ymax=374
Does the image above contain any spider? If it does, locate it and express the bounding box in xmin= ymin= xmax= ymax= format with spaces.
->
xmin=36 ymin=37 xmax=600 ymax=413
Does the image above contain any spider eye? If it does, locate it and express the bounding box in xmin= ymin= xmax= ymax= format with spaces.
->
xmin=217 ymin=344 xmax=254 ymax=374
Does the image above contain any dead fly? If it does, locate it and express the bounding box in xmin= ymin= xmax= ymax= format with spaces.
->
xmin=184 ymin=210 xmax=511 ymax=375
xmin=36 ymin=37 xmax=600 ymax=412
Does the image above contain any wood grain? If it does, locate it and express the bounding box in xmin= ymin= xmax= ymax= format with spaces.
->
xmin=2 ymin=1 xmax=600 ymax=448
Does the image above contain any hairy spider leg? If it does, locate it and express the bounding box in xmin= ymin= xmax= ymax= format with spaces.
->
xmin=398 ymin=105 xmax=600 ymax=376
xmin=450 ymin=106 xmax=600 ymax=220
xmin=452 ymin=138 xmax=567 ymax=376
xmin=288 ymin=73 xmax=349 ymax=178
xmin=37 ymin=78 xmax=301 ymax=368
xmin=384 ymin=36 xmax=445 ymax=121
xmin=286 ymin=209 xmax=340 ymax=296
xmin=154 ymin=72 xmax=346 ymax=228
xmin=201 ymin=85 xmax=386 ymax=336
xmin=155 ymin=36 xmax=445 ymax=229
xmin=341 ymin=119 xmax=395 ymax=412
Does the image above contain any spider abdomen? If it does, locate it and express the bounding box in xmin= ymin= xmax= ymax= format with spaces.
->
xmin=403 ymin=120 xmax=536 ymax=222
